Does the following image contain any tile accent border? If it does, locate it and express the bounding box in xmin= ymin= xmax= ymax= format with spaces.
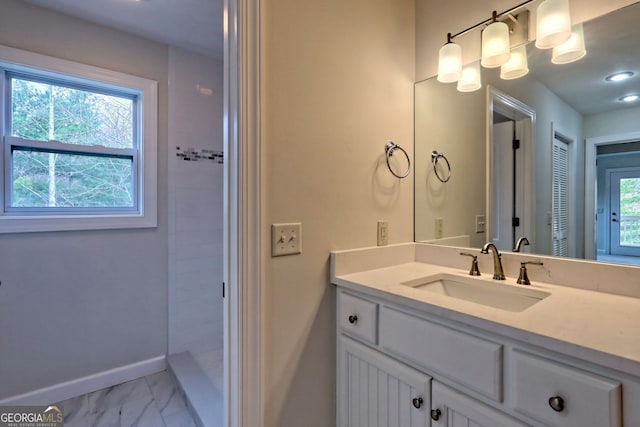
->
xmin=176 ymin=147 xmax=224 ymax=163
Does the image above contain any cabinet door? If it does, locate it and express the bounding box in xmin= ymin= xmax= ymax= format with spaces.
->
xmin=338 ymin=336 xmax=431 ymax=427
xmin=431 ymin=382 xmax=529 ymax=427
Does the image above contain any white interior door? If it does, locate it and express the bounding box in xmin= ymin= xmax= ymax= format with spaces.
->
xmin=492 ymin=121 xmax=514 ymax=251
xmin=491 ymin=120 xmax=527 ymax=252
xmin=609 ymin=168 xmax=640 ymax=256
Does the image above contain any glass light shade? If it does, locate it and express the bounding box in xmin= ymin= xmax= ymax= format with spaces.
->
xmin=501 ymin=45 xmax=529 ymax=80
xmin=457 ymin=62 xmax=482 ymax=92
xmin=536 ymin=0 xmax=572 ymax=49
xmin=481 ymin=21 xmax=511 ymax=68
xmin=437 ymin=42 xmax=462 ymax=83
xmin=552 ymin=24 xmax=586 ymax=64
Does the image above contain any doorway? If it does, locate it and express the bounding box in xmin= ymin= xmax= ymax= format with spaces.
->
xmin=607 ymin=167 xmax=640 ymax=257
xmin=488 ymin=87 xmax=535 ymax=252
xmin=588 ymin=137 xmax=640 ymax=264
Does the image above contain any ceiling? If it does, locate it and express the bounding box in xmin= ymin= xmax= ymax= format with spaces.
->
xmin=23 ymin=0 xmax=224 ymax=59
xmin=526 ymin=2 xmax=640 ymax=116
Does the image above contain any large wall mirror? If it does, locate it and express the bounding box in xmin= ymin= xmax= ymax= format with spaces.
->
xmin=415 ymin=2 xmax=640 ymax=266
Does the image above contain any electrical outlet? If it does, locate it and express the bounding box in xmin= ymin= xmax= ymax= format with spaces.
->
xmin=377 ymin=220 xmax=389 ymax=246
xmin=435 ymin=218 xmax=444 ymax=239
xmin=475 ymin=215 xmax=486 ymax=233
xmin=271 ymin=223 xmax=302 ymax=256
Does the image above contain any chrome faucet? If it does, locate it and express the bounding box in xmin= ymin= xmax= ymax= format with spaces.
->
xmin=480 ymin=242 xmax=505 ymax=280
xmin=513 ymin=236 xmax=530 ymax=252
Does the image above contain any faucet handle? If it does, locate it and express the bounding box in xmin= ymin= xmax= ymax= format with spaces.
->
xmin=517 ymin=260 xmax=544 ymax=285
xmin=459 ymin=252 xmax=481 ymax=276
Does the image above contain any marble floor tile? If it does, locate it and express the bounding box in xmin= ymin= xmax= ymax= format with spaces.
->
xmin=146 ymin=370 xmax=189 ymax=418
xmin=92 ymin=397 xmax=165 ymax=427
xmin=88 ymin=378 xmax=152 ymax=413
xmin=57 ymin=371 xmax=197 ymax=427
xmin=161 ymin=409 xmax=198 ymax=427
xmin=57 ymin=394 xmax=91 ymax=427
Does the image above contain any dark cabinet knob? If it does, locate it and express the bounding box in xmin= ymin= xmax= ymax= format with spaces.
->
xmin=412 ymin=397 xmax=423 ymax=409
xmin=348 ymin=315 xmax=358 ymax=324
xmin=430 ymin=408 xmax=442 ymax=421
xmin=548 ymin=396 xmax=565 ymax=412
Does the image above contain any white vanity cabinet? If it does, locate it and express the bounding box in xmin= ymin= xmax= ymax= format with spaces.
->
xmin=336 ymin=288 xmax=636 ymax=427
xmin=431 ymin=381 xmax=529 ymax=427
xmin=338 ymin=336 xmax=432 ymax=427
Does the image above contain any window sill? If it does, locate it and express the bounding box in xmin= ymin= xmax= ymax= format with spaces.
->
xmin=0 ymin=213 xmax=157 ymax=233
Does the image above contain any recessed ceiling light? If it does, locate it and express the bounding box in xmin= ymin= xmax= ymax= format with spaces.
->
xmin=606 ymin=71 xmax=635 ymax=82
xmin=619 ymin=94 xmax=639 ymax=102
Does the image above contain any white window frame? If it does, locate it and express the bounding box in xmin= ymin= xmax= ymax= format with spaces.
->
xmin=0 ymin=45 xmax=157 ymax=233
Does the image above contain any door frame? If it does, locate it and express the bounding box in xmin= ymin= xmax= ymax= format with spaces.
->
xmin=584 ymin=131 xmax=640 ymax=259
xmin=486 ymin=86 xmax=536 ymax=249
xmin=223 ymin=0 xmax=263 ymax=426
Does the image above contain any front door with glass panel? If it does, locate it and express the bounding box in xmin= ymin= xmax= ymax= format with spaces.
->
xmin=609 ymin=168 xmax=640 ymax=256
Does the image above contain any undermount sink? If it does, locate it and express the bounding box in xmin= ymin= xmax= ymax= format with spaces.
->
xmin=402 ymin=273 xmax=550 ymax=312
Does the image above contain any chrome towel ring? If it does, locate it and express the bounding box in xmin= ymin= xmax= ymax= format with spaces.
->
xmin=385 ymin=141 xmax=411 ymax=179
xmin=431 ymin=150 xmax=451 ymax=183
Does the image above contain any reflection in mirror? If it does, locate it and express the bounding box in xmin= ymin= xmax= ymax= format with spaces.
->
xmin=415 ymin=2 xmax=640 ymax=266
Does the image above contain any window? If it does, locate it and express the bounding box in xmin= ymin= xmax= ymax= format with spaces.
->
xmin=0 ymin=45 xmax=157 ymax=232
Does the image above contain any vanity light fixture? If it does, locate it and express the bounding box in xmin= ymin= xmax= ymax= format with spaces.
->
xmin=457 ymin=62 xmax=482 ymax=92
xmin=481 ymin=12 xmax=512 ymax=68
xmin=551 ymin=23 xmax=586 ymax=64
xmin=535 ymin=0 xmax=572 ymax=49
xmin=437 ymin=0 xmax=577 ymax=90
xmin=606 ymin=71 xmax=634 ymax=82
xmin=501 ymin=44 xmax=529 ymax=79
xmin=437 ymin=33 xmax=462 ymax=83
xmin=619 ymin=94 xmax=640 ymax=103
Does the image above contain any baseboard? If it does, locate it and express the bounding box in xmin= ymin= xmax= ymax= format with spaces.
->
xmin=0 ymin=355 xmax=166 ymax=406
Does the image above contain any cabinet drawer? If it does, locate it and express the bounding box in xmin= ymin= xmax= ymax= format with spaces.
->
xmin=511 ymin=350 xmax=621 ymax=427
xmin=379 ymin=306 xmax=503 ymax=401
xmin=338 ymin=292 xmax=378 ymax=345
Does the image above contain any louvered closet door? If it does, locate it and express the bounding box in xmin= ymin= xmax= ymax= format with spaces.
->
xmin=552 ymin=138 xmax=569 ymax=256
xmin=338 ymin=336 xmax=431 ymax=427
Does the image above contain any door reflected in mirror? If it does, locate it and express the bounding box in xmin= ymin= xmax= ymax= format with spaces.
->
xmin=414 ymin=2 xmax=640 ymax=267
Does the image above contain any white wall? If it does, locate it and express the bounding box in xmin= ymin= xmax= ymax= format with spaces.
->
xmin=585 ymin=106 xmax=640 ymax=139
xmin=0 ymin=0 xmax=169 ymax=399
xmin=261 ymin=0 xmax=415 ymax=425
xmin=493 ymin=77 xmax=584 ymax=257
xmin=167 ymin=47 xmax=223 ymax=379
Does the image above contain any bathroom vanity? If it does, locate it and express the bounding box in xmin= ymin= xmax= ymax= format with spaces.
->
xmin=331 ymin=244 xmax=640 ymax=427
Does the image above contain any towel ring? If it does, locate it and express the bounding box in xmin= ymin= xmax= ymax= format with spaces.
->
xmin=385 ymin=141 xmax=411 ymax=179
xmin=431 ymin=150 xmax=451 ymax=183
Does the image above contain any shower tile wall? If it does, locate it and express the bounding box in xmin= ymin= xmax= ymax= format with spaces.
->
xmin=168 ymin=46 xmax=224 ymax=387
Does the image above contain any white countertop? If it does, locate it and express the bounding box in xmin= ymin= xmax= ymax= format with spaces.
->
xmin=331 ymin=247 xmax=640 ymax=377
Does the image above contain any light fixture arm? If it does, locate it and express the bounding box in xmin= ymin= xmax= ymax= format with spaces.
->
xmin=448 ymin=0 xmax=535 ymax=41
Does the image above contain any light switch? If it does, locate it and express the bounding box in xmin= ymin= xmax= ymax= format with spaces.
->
xmin=271 ymin=223 xmax=302 ymax=256
xmin=435 ymin=218 xmax=444 ymax=239
xmin=475 ymin=215 xmax=486 ymax=233
xmin=377 ymin=220 xmax=389 ymax=246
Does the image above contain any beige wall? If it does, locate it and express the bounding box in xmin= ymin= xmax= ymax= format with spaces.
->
xmin=416 ymin=0 xmax=638 ymax=81
xmin=262 ymin=0 xmax=415 ymax=425
xmin=414 ymin=78 xmax=486 ymax=248
xmin=0 ymin=0 xmax=169 ymax=398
